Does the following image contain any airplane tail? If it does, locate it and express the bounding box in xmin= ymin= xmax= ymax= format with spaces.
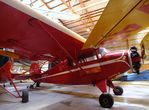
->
xmin=12 ymin=63 xmax=41 ymax=81
xmin=28 ymin=63 xmax=41 ymax=81
xmin=29 ymin=63 xmax=41 ymax=75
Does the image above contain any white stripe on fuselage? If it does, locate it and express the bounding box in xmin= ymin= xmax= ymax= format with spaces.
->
xmin=34 ymin=51 xmax=130 ymax=81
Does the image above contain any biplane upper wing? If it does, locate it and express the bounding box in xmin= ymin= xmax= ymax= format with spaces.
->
xmin=0 ymin=0 xmax=86 ymax=60
xmin=83 ymin=0 xmax=149 ymax=49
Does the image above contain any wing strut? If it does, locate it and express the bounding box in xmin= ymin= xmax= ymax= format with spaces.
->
xmin=38 ymin=20 xmax=74 ymax=60
xmin=37 ymin=20 xmax=87 ymax=75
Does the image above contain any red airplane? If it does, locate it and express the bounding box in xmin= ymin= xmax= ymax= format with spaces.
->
xmin=0 ymin=54 xmax=29 ymax=103
xmin=0 ymin=0 xmax=149 ymax=108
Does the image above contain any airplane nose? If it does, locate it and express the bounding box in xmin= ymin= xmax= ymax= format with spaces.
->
xmin=130 ymin=48 xmax=141 ymax=74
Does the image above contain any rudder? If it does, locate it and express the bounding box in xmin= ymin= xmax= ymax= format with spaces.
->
xmin=29 ymin=63 xmax=41 ymax=75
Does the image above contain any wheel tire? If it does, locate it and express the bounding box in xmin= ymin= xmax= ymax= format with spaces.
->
xmin=113 ymin=86 xmax=123 ymax=95
xmin=99 ymin=93 xmax=114 ymax=108
xmin=22 ymin=89 xmax=29 ymax=103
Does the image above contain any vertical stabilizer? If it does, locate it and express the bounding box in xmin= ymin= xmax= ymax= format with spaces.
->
xmin=29 ymin=63 xmax=41 ymax=75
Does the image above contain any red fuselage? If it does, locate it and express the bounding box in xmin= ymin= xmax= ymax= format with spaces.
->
xmin=32 ymin=50 xmax=133 ymax=85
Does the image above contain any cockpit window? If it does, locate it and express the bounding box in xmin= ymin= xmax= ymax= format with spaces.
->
xmin=0 ymin=55 xmax=9 ymax=68
xmin=98 ymin=48 xmax=109 ymax=56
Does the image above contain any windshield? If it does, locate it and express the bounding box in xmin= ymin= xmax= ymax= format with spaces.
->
xmin=98 ymin=47 xmax=109 ymax=56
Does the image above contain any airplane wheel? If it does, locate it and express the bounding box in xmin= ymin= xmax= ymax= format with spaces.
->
xmin=22 ymin=89 xmax=29 ymax=103
xmin=99 ymin=93 xmax=114 ymax=108
xmin=113 ymin=86 xmax=123 ymax=95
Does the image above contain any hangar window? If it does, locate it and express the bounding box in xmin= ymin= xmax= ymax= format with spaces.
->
xmin=78 ymin=48 xmax=98 ymax=63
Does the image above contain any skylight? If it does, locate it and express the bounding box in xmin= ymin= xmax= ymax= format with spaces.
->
xmin=19 ymin=0 xmax=80 ymax=22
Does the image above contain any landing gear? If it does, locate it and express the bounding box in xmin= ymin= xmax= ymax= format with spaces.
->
xmin=22 ymin=89 xmax=29 ymax=103
xmin=29 ymin=84 xmax=34 ymax=89
xmin=96 ymin=80 xmax=114 ymax=108
xmin=36 ymin=82 xmax=40 ymax=87
xmin=29 ymin=82 xmax=40 ymax=89
xmin=99 ymin=93 xmax=114 ymax=108
xmin=113 ymin=86 xmax=123 ymax=95
xmin=96 ymin=79 xmax=124 ymax=108
xmin=0 ymin=79 xmax=29 ymax=103
xmin=107 ymin=80 xmax=123 ymax=95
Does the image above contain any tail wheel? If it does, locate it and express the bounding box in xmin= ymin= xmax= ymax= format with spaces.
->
xmin=113 ymin=86 xmax=123 ymax=95
xmin=36 ymin=82 xmax=40 ymax=87
xmin=99 ymin=93 xmax=114 ymax=108
xmin=22 ymin=89 xmax=29 ymax=103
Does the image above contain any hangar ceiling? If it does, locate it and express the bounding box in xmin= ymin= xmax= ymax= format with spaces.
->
xmin=20 ymin=0 xmax=109 ymax=38
xmin=19 ymin=0 xmax=148 ymax=51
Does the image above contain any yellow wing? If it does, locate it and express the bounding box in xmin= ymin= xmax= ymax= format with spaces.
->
xmin=141 ymin=33 xmax=149 ymax=57
xmin=83 ymin=0 xmax=149 ymax=49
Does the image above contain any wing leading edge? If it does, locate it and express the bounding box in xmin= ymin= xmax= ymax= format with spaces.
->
xmin=83 ymin=0 xmax=149 ymax=49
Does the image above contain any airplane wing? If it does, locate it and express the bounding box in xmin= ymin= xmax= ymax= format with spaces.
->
xmin=141 ymin=33 xmax=149 ymax=58
xmin=83 ymin=0 xmax=149 ymax=49
xmin=141 ymin=33 xmax=149 ymax=49
xmin=0 ymin=0 xmax=86 ymax=61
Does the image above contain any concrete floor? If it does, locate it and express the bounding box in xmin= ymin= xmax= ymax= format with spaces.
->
xmin=0 ymin=81 xmax=149 ymax=110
